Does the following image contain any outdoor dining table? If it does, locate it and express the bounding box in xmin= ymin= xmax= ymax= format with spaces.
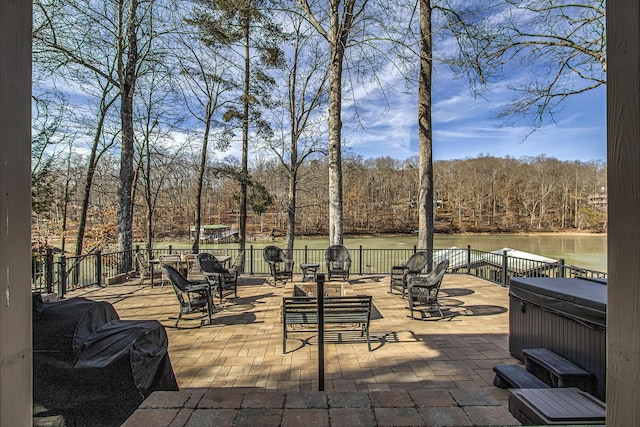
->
xmin=150 ymin=254 xmax=231 ymax=287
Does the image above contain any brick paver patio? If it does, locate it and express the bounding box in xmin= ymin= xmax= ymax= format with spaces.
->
xmin=68 ymin=272 xmax=521 ymax=426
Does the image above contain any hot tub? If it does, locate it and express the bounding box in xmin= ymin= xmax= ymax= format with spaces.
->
xmin=509 ymin=277 xmax=606 ymax=401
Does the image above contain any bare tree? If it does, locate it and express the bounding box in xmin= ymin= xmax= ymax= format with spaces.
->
xmin=293 ymin=0 xmax=405 ymax=245
xmin=171 ymin=14 xmax=235 ymax=252
xmin=480 ymin=0 xmax=606 ymax=130
xmin=74 ymin=87 xmax=119 ymax=257
xmin=33 ymin=0 xmax=162 ymax=271
xmin=266 ymin=12 xmax=328 ymax=255
xmin=417 ymin=0 xmax=434 ymax=253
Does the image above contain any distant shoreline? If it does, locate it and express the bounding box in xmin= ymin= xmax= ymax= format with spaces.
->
xmin=337 ymin=230 xmax=605 ymax=239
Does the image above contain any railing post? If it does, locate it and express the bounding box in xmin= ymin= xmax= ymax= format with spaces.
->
xmin=316 ymin=273 xmax=325 ymax=391
xmin=558 ymin=259 xmax=565 ymax=278
xmin=359 ymin=245 xmax=363 ymax=275
xmin=502 ymin=250 xmax=509 ymax=286
xmin=168 ymin=245 xmax=173 ymax=254
xmin=414 ymin=245 xmax=417 ymax=254
xmin=250 ymin=245 xmax=254 ymax=275
xmin=45 ymin=248 xmax=54 ymax=294
xmin=467 ymin=245 xmax=472 ymax=274
xmin=304 ymin=245 xmax=308 ymax=264
xmin=58 ymin=255 xmax=67 ymax=298
xmin=95 ymin=250 xmax=103 ymax=288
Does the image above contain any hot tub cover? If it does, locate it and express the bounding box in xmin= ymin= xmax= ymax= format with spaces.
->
xmin=509 ymin=277 xmax=606 ymax=327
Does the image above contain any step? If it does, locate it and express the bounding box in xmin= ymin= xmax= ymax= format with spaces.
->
xmin=522 ymin=348 xmax=596 ymax=392
xmin=493 ymin=364 xmax=550 ymax=389
xmin=509 ymin=387 xmax=605 ymax=425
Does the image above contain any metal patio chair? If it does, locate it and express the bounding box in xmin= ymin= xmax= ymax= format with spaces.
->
xmin=162 ymin=264 xmax=213 ymax=327
xmin=196 ymin=253 xmax=238 ymax=304
xmin=325 ymin=245 xmax=351 ymax=281
xmin=390 ymin=251 xmax=429 ymax=297
xmin=407 ymin=260 xmax=450 ymax=320
xmin=263 ymin=245 xmax=294 ymax=285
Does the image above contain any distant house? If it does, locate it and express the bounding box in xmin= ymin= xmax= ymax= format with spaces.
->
xmin=189 ymin=224 xmax=237 ymax=243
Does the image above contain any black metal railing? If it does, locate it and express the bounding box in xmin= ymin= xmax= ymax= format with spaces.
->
xmin=31 ymin=244 xmax=608 ymax=297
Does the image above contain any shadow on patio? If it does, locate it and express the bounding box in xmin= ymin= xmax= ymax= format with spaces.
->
xmin=63 ymin=273 xmax=521 ymax=426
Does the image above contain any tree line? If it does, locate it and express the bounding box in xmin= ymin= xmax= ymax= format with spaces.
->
xmin=31 ymin=0 xmax=606 ymax=266
xmin=32 ymin=151 xmax=606 ymax=251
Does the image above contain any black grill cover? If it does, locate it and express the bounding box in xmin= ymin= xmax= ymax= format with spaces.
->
xmin=33 ymin=295 xmax=178 ymax=426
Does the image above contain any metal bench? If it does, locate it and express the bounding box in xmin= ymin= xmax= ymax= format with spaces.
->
xmin=493 ymin=364 xmax=550 ymax=389
xmin=523 ymin=348 xmax=596 ymax=393
xmin=282 ymin=295 xmax=372 ymax=353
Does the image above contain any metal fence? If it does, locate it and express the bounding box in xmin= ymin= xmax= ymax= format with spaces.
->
xmin=31 ymin=244 xmax=607 ymax=297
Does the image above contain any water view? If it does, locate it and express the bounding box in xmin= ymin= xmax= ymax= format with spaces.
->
xmin=159 ymin=233 xmax=607 ymax=273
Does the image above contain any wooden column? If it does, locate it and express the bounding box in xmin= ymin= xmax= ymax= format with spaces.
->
xmin=607 ymin=0 xmax=640 ymax=424
xmin=0 ymin=1 xmax=33 ymax=425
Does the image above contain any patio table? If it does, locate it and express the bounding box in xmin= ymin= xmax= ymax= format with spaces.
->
xmin=150 ymin=255 xmax=230 ymax=287
xmin=300 ymin=263 xmax=320 ymax=282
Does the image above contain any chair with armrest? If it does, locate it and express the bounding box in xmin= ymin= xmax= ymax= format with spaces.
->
xmin=407 ymin=260 xmax=450 ymax=319
xmin=226 ymin=251 xmax=245 ymax=280
xmin=162 ymin=264 xmax=213 ymax=327
xmin=263 ymin=246 xmax=294 ymax=285
xmin=196 ymin=253 xmax=237 ymax=304
xmin=325 ymin=245 xmax=351 ymax=281
xmin=390 ymin=251 xmax=429 ymax=297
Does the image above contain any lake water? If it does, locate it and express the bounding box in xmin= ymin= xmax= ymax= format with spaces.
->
xmin=172 ymin=233 xmax=607 ymax=273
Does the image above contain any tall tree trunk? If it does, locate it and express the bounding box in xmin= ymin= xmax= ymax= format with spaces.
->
xmin=328 ymin=45 xmax=344 ymax=246
xmin=144 ymin=127 xmax=152 ymax=253
xmin=417 ymin=0 xmax=434 ymax=260
xmin=286 ymin=134 xmax=298 ymax=256
xmin=117 ymin=0 xmax=138 ymax=272
xmin=239 ymin=12 xmax=250 ymax=254
xmin=192 ymin=117 xmax=211 ymax=254
xmin=75 ymin=94 xmax=115 ymax=257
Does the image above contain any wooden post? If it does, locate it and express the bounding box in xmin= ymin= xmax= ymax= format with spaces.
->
xmin=607 ymin=0 xmax=640 ymax=423
xmin=0 ymin=0 xmax=33 ymax=423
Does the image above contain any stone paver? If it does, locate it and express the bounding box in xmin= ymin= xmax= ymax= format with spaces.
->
xmin=285 ymin=391 xmax=328 ymax=408
xmin=184 ymin=408 xmax=236 ymax=427
xmin=197 ymin=390 xmax=245 ymax=408
xmin=121 ymin=408 xmax=181 ymax=427
xmin=463 ymin=405 xmax=521 ymax=426
xmin=282 ymin=408 xmax=329 ymax=427
xmin=233 ymin=408 xmax=283 ymax=427
xmin=449 ymin=389 xmax=501 ymax=406
xmin=241 ymin=391 xmax=285 ymax=408
xmin=369 ymin=390 xmax=414 ymax=407
xmin=409 ymin=389 xmax=457 ymax=407
xmin=374 ymin=407 xmax=425 ymax=426
xmin=327 ymin=391 xmax=370 ymax=408
xmin=329 ymin=408 xmax=376 ymax=427
xmin=418 ymin=407 xmax=473 ymax=426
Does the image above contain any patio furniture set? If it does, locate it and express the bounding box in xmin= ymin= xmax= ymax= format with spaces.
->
xmin=137 ymin=246 xmax=451 ymax=351
xmin=262 ymin=244 xmax=352 ymax=286
xmin=137 ymin=251 xmax=243 ymax=327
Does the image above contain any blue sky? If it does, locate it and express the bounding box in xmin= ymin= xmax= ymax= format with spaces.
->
xmin=180 ymin=48 xmax=608 ymax=165
xmin=341 ymin=65 xmax=607 ymax=163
